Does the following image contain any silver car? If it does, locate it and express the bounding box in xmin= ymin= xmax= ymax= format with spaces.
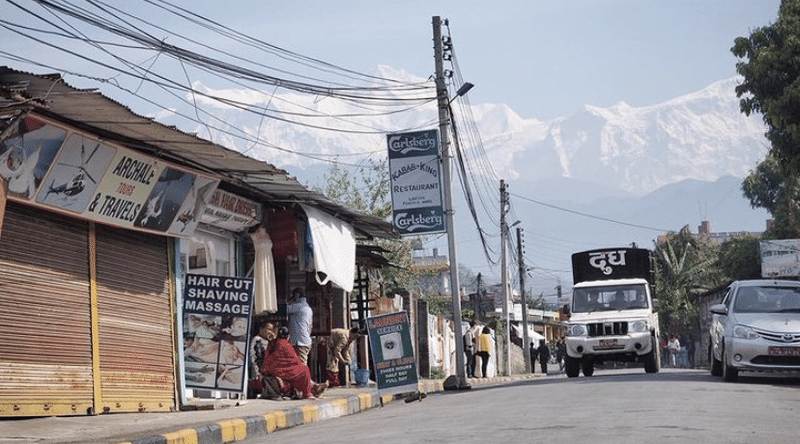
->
xmin=709 ymin=279 xmax=800 ymax=382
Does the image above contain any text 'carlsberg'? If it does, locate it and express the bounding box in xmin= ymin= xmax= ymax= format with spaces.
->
xmin=388 ymin=134 xmax=437 ymax=155
xmin=394 ymin=211 xmax=443 ymax=231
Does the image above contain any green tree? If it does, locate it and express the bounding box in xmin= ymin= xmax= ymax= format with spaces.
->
xmin=459 ymin=265 xmax=478 ymax=294
xmin=741 ymin=153 xmax=800 ymax=238
xmin=718 ymin=236 xmax=763 ymax=280
xmin=653 ymin=231 xmax=725 ymax=336
xmin=315 ymin=159 xmax=425 ymax=291
xmin=732 ymin=0 xmax=800 ymax=176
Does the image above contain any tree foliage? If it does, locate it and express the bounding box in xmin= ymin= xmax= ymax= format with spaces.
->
xmin=742 ymin=153 xmax=800 ymax=238
xmin=718 ymin=236 xmax=763 ymax=280
xmin=315 ymin=159 xmax=425 ymax=291
xmin=733 ymin=0 xmax=800 ymax=176
xmin=653 ymin=231 xmax=725 ymax=336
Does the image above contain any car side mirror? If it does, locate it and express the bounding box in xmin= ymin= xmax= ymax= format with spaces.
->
xmin=651 ymin=299 xmax=659 ymax=311
xmin=710 ymin=303 xmax=728 ymax=315
xmin=562 ymin=304 xmax=570 ymax=316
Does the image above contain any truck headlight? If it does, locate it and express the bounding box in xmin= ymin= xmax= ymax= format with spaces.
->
xmin=733 ymin=324 xmax=759 ymax=339
xmin=629 ymin=320 xmax=648 ymax=333
xmin=567 ymin=324 xmax=588 ymax=336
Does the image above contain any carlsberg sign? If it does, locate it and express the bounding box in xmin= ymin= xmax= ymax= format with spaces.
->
xmin=387 ymin=129 xmax=445 ymax=235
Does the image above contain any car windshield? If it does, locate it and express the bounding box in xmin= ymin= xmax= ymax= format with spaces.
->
xmin=572 ymin=284 xmax=648 ymax=313
xmin=733 ymin=286 xmax=800 ymax=313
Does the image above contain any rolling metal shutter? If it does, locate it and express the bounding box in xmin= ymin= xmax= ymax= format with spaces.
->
xmin=94 ymin=224 xmax=176 ymax=413
xmin=0 ymin=203 xmax=93 ymax=416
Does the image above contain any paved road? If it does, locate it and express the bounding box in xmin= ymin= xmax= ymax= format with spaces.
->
xmin=241 ymin=368 xmax=800 ymax=444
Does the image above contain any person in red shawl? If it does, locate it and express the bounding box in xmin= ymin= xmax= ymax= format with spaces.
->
xmin=260 ymin=325 xmax=327 ymax=399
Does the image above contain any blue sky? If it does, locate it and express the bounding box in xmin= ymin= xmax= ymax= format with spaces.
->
xmin=201 ymin=0 xmax=782 ymax=120
xmin=1 ymin=1 xmax=782 ymax=120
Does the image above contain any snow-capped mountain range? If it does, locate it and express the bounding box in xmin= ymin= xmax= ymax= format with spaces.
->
xmin=178 ymin=69 xmax=771 ymax=286
xmin=507 ymin=76 xmax=767 ymax=196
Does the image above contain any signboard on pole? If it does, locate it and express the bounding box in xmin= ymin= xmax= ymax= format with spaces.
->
xmin=366 ymin=312 xmax=418 ymax=395
xmin=182 ymin=274 xmax=254 ymax=393
xmin=387 ymin=129 xmax=445 ymax=235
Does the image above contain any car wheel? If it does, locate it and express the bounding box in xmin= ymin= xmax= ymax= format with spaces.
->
xmin=565 ymin=355 xmax=580 ymax=378
xmin=644 ymin=337 xmax=660 ymax=373
xmin=709 ymin=343 xmax=722 ymax=377
xmin=581 ymin=357 xmax=594 ymax=377
xmin=722 ymin=343 xmax=739 ymax=382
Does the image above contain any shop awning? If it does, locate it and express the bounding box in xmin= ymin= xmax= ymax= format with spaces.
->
xmin=301 ymin=204 xmax=356 ymax=292
xmin=511 ymin=323 xmax=545 ymax=342
xmin=0 ymin=67 xmax=398 ymax=241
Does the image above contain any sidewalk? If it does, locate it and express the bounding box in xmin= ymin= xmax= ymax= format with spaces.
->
xmin=0 ymin=374 xmax=540 ymax=444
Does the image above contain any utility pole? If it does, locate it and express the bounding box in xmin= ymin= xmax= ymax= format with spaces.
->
xmin=433 ymin=16 xmax=468 ymax=388
xmin=475 ymin=272 xmax=482 ymax=320
xmin=500 ymin=179 xmax=510 ymax=376
xmin=517 ymin=226 xmax=531 ymax=373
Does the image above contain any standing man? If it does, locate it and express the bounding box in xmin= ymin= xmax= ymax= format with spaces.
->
xmin=287 ymin=287 xmax=313 ymax=366
xmin=556 ymin=338 xmax=566 ymax=371
xmin=463 ymin=321 xmax=476 ymax=378
xmin=538 ymin=340 xmax=550 ymax=375
xmin=326 ymin=327 xmax=361 ymax=387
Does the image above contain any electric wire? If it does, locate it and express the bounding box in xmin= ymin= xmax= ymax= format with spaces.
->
xmin=3 ymin=0 xmax=437 ymax=132
xmin=510 ymin=191 xmax=671 ymax=232
xmin=26 ymin=0 xmax=434 ymax=101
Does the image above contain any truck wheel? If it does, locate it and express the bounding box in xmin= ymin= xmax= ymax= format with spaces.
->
xmin=709 ymin=343 xmax=722 ymax=377
xmin=581 ymin=358 xmax=594 ymax=377
xmin=565 ymin=356 xmax=580 ymax=378
xmin=644 ymin=337 xmax=659 ymax=373
xmin=722 ymin=343 xmax=738 ymax=382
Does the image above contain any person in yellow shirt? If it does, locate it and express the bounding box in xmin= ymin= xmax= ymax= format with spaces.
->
xmin=475 ymin=326 xmax=492 ymax=378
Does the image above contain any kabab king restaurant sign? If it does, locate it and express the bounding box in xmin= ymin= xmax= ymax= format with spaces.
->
xmin=387 ymin=129 xmax=445 ymax=235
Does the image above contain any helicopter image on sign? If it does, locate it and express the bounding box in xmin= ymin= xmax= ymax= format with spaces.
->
xmin=43 ymin=142 xmax=100 ymax=199
xmin=36 ymin=134 xmax=116 ymax=212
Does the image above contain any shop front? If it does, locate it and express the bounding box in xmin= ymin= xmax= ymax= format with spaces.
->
xmin=0 ymin=113 xmax=221 ymax=416
xmin=0 ymin=67 xmax=397 ymax=416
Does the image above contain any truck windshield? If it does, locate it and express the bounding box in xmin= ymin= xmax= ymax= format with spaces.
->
xmin=572 ymin=284 xmax=648 ymax=313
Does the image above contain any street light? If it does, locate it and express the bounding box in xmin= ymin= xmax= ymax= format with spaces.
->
xmin=454 ymin=82 xmax=474 ymax=99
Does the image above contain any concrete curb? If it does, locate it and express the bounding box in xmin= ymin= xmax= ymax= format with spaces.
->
xmin=110 ymin=376 xmax=535 ymax=444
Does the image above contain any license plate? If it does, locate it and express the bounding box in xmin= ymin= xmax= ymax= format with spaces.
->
xmin=768 ymin=346 xmax=800 ymax=357
xmin=599 ymin=339 xmax=618 ymax=348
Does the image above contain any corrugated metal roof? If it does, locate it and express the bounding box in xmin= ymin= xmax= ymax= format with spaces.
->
xmin=0 ymin=66 xmax=398 ymax=240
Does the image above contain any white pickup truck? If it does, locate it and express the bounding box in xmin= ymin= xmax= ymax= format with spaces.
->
xmin=563 ymin=248 xmax=661 ymax=377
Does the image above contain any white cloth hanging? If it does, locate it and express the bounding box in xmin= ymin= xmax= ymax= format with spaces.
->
xmin=249 ymin=225 xmax=277 ymax=314
xmin=300 ymin=204 xmax=356 ymax=292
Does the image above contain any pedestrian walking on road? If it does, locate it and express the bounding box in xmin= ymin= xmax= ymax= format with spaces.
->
xmin=476 ymin=326 xmax=492 ymax=378
xmin=529 ymin=341 xmax=537 ymax=373
xmin=668 ymin=334 xmax=681 ymax=368
xmin=538 ymin=341 xmax=550 ymax=374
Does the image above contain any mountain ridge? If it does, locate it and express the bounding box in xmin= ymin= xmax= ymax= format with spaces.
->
xmin=172 ymin=71 xmax=772 ymax=283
